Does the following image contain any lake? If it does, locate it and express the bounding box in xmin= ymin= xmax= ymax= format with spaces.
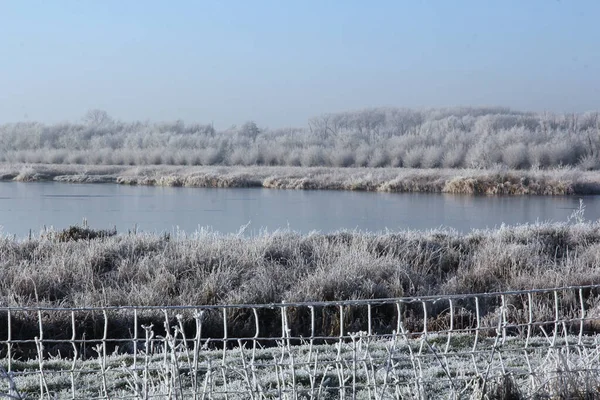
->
xmin=0 ymin=181 xmax=598 ymax=238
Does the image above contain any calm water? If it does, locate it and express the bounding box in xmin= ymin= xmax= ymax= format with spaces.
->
xmin=0 ymin=181 xmax=598 ymax=237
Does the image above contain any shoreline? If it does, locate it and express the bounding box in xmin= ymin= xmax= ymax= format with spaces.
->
xmin=1 ymin=162 xmax=600 ymax=195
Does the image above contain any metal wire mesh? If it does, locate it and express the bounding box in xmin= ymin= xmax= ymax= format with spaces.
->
xmin=2 ymin=285 xmax=600 ymax=399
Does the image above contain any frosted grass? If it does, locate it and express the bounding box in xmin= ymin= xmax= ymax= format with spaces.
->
xmin=2 ymin=163 xmax=599 ymax=194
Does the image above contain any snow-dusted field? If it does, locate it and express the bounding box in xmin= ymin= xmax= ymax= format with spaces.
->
xmin=2 ymin=322 xmax=600 ymax=399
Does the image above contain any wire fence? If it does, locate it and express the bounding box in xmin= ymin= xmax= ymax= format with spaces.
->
xmin=2 ymin=285 xmax=600 ymax=399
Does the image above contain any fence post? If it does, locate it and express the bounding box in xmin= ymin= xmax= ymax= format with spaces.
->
xmin=70 ymin=310 xmax=78 ymax=399
xmin=367 ymin=304 xmax=372 ymax=337
xmin=192 ymin=309 xmax=203 ymax=400
xmin=6 ymin=309 xmax=11 ymax=374
xmin=222 ymin=307 xmax=228 ymax=358
xmin=471 ymin=296 xmax=481 ymax=378
xmin=445 ymin=298 xmax=454 ymax=354
xmin=310 ymin=305 xmax=315 ymax=343
xmin=133 ymin=308 xmax=138 ymax=372
xmin=36 ymin=307 xmax=49 ymax=398
xmin=252 ymin=307 xmax=260 ymax=357
xmin=339 ymin=304 xmax=344 ymax=339
xmin=221 ymin=307 xmax=229 ymax=399
xmin=579 ymin=287 xmax=585 ymax=346
xmin=552 ymin=290 xmax=559 ymax=347
xmin=473 ymin=296 xmax=480 ymax=352
xmin=500 ymin=294 xmax=507 ymax=344
xmin=526 ymin=292 xmax=533 ymax=348
xmin=419 ymin=300 xmax=428 ymax=355
xmin=100 ymin=309 xmax=109 ymax=398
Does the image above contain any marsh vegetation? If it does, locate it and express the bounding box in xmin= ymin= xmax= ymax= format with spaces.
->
xmin=3 ymin=163 xmax=600 ymax=195
xmin=2 ymin=220 xmax=600 ymax=356
xmin=4 ymin=221 xmax=600 ymax=309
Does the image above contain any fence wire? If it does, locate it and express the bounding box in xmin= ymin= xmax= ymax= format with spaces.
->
xmin=2 ymin=285 xmax=600 ymax=399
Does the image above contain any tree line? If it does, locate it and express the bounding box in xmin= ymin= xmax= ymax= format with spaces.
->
xmin=1 ymin=107 xmax=598 ymax=169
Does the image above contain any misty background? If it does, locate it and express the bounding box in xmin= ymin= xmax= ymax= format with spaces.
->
xmin=1 ymin=0 xmax=599 ymax=128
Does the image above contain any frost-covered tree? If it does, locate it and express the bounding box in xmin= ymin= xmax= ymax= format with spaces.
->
xmin=0 ymin=106 xmax=599 ymax=170
xmin=83 ymin=109 xmax=112 ymax=126
xmin=240 ymin=121 xmax=260 ymax=142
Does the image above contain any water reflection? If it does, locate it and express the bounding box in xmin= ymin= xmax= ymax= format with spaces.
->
xmin=0 ymin=182 xmax=597 ymax=238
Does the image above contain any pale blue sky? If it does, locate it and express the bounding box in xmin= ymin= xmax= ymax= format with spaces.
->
xmin=1 ymin=1 xmax=598 ymax=128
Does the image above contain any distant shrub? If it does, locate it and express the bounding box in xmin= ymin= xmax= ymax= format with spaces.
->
xmin=579 ymin=154 xmax=600 ymax=170
xmin=403 ymin=147 xmax=424 ymax=168
xmin=330 ymin=149 xmax=355 ymax=167
xmin=421 ymin=145 xmax=444 ymax=168
xmin=442 ymin=145 xmax=466 ymax=168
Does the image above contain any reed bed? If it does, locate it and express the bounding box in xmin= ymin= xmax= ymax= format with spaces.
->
xmin=2 ymin=163 xmax=600 ymax=195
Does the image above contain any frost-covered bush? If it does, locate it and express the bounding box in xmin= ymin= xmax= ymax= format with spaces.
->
xmin=1 ymin=107 xmax=598 ymax=169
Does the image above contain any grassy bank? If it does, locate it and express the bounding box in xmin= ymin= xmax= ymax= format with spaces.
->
xmin=1 ymin=221 xmax=600 ymax=358
xmin=2 ymin=163 xmax=600 ymax=194
xmin=4 ymin=221 xmax=600 ymax=308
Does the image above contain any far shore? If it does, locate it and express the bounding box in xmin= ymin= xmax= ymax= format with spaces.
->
xmin=1 ymin=162 xmax=600 ymax=195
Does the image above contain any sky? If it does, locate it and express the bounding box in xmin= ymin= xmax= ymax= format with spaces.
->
xmin=0 ymin=0 xmax=599 ymax=128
